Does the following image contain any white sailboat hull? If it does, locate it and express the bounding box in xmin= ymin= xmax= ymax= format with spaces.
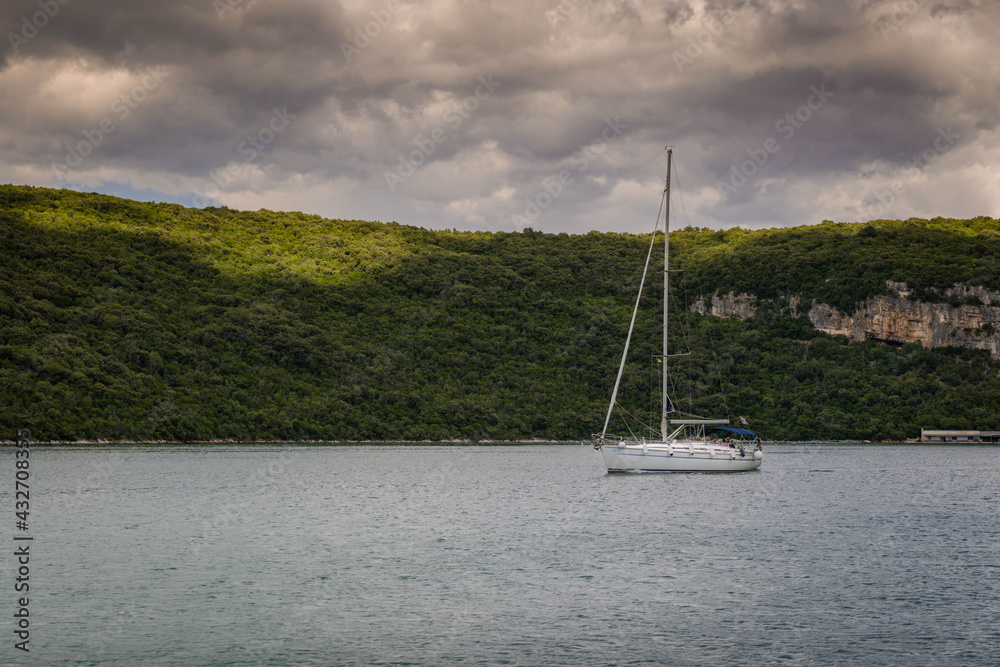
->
xmin=600 ymin=442 xmax=762 ymax=473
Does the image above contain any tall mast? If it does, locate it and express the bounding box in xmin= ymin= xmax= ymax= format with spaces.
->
xmin=661 ymin=147 xmax=672 ymax=439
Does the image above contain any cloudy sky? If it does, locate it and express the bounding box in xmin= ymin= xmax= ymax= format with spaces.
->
xmin=1 ymin=0 xmax=998 ymax=234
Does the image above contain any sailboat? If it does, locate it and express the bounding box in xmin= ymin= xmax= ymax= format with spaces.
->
xmin=594 ymin=148 xmax=763 ymax=473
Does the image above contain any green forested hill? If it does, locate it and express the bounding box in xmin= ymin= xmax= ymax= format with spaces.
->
xmin=672 ymin=217 xmax=1000 ymax=312
xmin=2 ymin=185 xmax=999 ymax=441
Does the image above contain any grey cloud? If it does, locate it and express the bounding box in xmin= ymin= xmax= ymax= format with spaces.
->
xmin=0 ymin=0 xmax=997 ymax=231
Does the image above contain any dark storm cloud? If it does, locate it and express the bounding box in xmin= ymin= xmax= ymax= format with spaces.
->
xmin=1 ymin=0 xmax=997 ymax=231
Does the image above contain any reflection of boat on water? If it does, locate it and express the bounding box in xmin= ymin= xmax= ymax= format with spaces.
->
xmin=593 ymin=148 xmax=763 ymax=473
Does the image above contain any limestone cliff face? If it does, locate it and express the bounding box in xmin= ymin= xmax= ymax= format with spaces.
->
xmin=692 ymin=282 xmax=1000 ymax=357
xmin=691 ymin=292 xmax=757 ymax=319
xmin=808 ymin=284 xmax=1000 ymax=356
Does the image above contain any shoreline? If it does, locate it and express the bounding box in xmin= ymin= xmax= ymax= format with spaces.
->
xmin=0 ymin=438 xmax=932 ymax=446
xmin=0 ymin=438 xmax=576 ymax=446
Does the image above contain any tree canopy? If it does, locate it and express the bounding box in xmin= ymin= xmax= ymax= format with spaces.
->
xmin=2 ymin=185 xmax=999 ymax=442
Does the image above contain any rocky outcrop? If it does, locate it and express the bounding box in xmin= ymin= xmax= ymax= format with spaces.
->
xmin=691 ymin=292 xmax=757 ymax=319
xmin=692 ymin=282 xmax=1000 ymax=357
xmin=808 ymin=286 xmax=1000 ymax=356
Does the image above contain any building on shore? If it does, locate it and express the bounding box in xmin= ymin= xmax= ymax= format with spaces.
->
xmin=921 ymin=429 xmax=1000 ymax=443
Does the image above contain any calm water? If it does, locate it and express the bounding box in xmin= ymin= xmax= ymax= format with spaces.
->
xmin=3 ymin=444 xmax=998 ymax=665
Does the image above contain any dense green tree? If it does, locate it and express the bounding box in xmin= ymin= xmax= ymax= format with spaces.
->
xmin=2 ymin=185 xmax=999 ymax=442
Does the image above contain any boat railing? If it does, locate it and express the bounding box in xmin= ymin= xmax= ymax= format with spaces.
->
xmin=593 ymin=433 xmax=758 ymax=451
xmin=591 ymin=433 xmax=649 ymax=447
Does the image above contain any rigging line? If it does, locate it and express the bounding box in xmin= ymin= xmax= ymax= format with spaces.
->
xmin=625 ymin=423 xmax=640 ymax=442
xmin=667 ymin=157 xmax=697 ymax=414
xmin=600 ymin=192 xmax=664 ymax=439
xmin=666 ymin=362 xmax=685 ymax=416
xmin=679 ymin=298 xmax=694 ymax=415
xmin=670 ymin=242 xmax=695 ymax=416
xmin=670 ymin=358 xmax=699 ymax=420
xmin=615 ymin=402 xmax=651 ymax=433
xmin=712 ymin=347 xmax=733 ymax=419
xmin=685 ymin=170 xmax=733 ymax=420
xmin=674 ymin=156 xmax=738 ymax=424
xmin=683 ymin=207 xmax=723 ymax=420
xmin=670 ymin=162 xmax=695 ymax=352
xmin=649 ymin=353 xmax=655 ymax=439
xmin=606 ymin=403 xmax=644 ymax=442
xmin=672 ymin=156 xmax=693 ymax=231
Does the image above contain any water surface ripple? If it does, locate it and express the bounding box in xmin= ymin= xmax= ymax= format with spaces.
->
xmin=10 ymin=444 xmax=1000 ymax=665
